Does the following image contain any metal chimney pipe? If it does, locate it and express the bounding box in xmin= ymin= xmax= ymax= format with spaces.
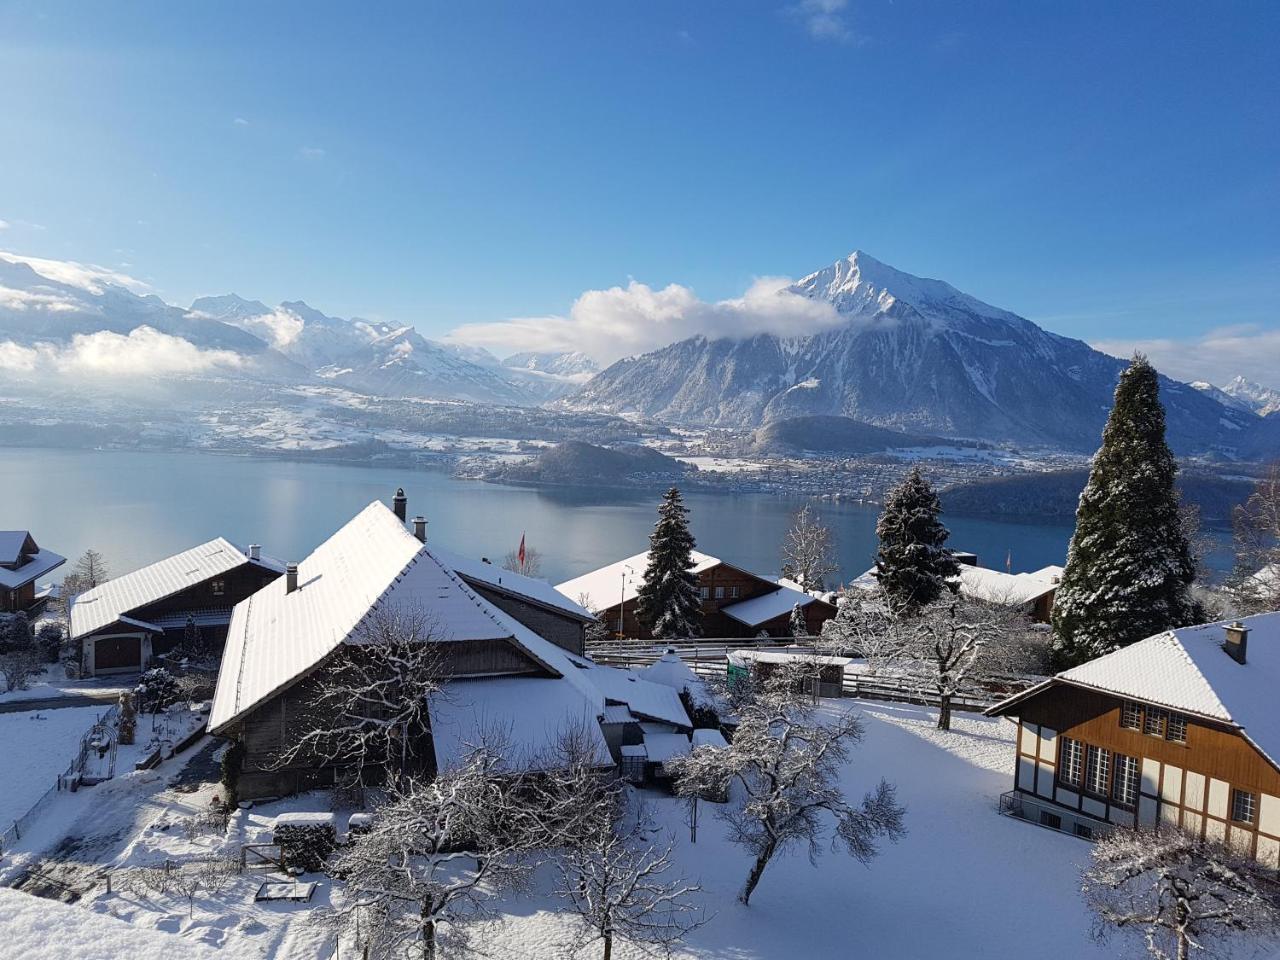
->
xmin=392 ymin=487 xmax=407 ymax=523
xmin=412 ymin=516 xmax=427 ymax=543
xmin=286 ymin=562 xmax=299 ymax=594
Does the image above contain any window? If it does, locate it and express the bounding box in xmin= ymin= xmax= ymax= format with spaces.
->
xmin=1231 ymin=789 xmax=1257 ymax=825
xmin=1112 ymin=754 xmax=1140 ymax=808
xmin=698 ymin=587 xmax=709 ymax=600
xmin=1074 ymin=823 xmax=1094 ymax=840
xmin=1059 ymin=738 xmax=1084 ymax=787
xmin=1167 ymin=713 xmax=1188 ymax=744
xmin=211 ymin=579 xmax=225 ymax=597
xmin=1144 ymin=706 xmax=1168 ymax=738
xmin=730 ymin=585 xmax=739 ymax=599
xmin=714 ymin=586 xmax=725 ymax=600
xmin=1121 ymin=701 xmax=1143 ymax=730
xmin=1039 ymin=811 xmax=1062 ymax=830
xmin=1085 ymin=745 xmax=1111 ymax=797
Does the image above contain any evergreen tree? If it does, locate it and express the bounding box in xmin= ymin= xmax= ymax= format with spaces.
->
xmin=635 ymin=487 xmax=702 ymax=639
xmin=874 ymin=467 xmax=959 ymax=615
xmin=2 ymin=610 xmax=34 ymax=654
xmin=789 ymin=603 xmax=808 ymax=638
xmin=1052 ymin=356 xmax=1198 ymax=667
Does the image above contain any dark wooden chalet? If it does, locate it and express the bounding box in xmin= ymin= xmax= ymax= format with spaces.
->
xmin=0 ymin=530 xmax=65 ymax=614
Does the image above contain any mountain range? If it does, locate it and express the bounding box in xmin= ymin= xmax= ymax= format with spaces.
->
xmin=561 ymin=252 xmax=1264 ymax=454
xmin=0 ymin=249 xmax=1274 ymax=457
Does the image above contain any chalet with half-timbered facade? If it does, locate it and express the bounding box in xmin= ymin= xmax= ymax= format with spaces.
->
xmin=69 ymin=539 xmax=282 ymax=675
xmin=0 ymin=530 xmax=64 ymax=614
xmin=556 ymin=550 xmax=837 ymax=640
xmin=987 ymin=612 xmax=1280 ymax=868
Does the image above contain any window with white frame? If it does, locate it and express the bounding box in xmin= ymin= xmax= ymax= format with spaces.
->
xmin=1121 ymin=701 xmax=1143 ymax=730
xmin=730 ymin=585 xmax=739 ymax=599
xmin=699 ymin=586 xmax=709 ymax=600
xmin=1167 ymin=713 xmax=1188 ymax=743
xmin=1059 ymin=738 xmax=1084 ymax=787
xmin=1144 ymin=706 xmax=1168 ymax=738
xmin=714 ymin=586 xmax=725 ymax=600
xmin=1231 ymin=789 xmax=1257 ymax=825
xmin=1112 ymin=754 xmax=1140 ymax=807
xmin=1085 ymin=745 xmax=1111 ymax=797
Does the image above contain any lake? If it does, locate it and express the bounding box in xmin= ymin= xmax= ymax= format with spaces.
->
xmin=0 ymin=447 xmax=1219 ymax=589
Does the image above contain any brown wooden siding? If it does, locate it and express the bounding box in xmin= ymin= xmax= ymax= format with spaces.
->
xmin=467 ymin=583 xmax=586 ymax=656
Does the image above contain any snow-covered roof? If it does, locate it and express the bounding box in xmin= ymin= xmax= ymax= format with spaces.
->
xmin=577 ymin=662 xmax=691 ymax=728
xmin=210 ymin=502 xmax=540 ymax=732
xmin=731 ymin=649 xmax=852 ymax=667
xmin=601 ymin=703 xmax=636 ymax=724
xmin=433 ymin=545 xmax=593 ymax=621
xmin=776 ymin=577 xmax=837 ymax=603
xmin=643 ymin=731 xmax=692 ymax=765
xmin=847 ymin=563 xmax=1061 ymax=608
xmin=428 ymin=675 xmax=613 ymax=772
xmin=722 ymin=584 xmax=825 ymax=627
xmin=0 ymin=547 xmax=65 ymax=590
xmin=0 ymin=531 xmax=36 ymax=567
xmin=692 ymin=728 xmax=728 ymax=749
xmin=637 ymin=649 xmax=703 ymax=697
xmin=989 ymin=612 xmax=1280 ymax=770
xmin=70 ymin=538 xmax=272 ymax=640
xmin=555 ymin=549 xmax=722 ymax=611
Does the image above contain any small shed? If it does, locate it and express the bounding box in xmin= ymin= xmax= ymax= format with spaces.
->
xmin=729 ymin=649 xmax=851 ymax=699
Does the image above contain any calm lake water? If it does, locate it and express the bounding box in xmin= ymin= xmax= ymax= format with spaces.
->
xmin=0 ymin=447 xmax=1095 ymax=588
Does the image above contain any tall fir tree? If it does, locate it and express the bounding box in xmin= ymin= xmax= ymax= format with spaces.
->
xmin=1051 ymin=356 xmax=1198 ymax=667
xmin=874 ymin=467 xmax=959 ymax=615
xmin=635 ymin=487 xmax=703 ymax=639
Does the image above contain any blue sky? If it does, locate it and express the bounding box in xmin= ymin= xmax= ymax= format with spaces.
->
xmin=1 ymin=1 xmax=1277 ymax=378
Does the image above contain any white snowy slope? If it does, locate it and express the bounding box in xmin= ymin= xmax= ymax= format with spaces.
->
xmin=1220 ymin=375 xmax=1280 ymax=417
xmin=563 ymin=251 xmax=1257 ymax=452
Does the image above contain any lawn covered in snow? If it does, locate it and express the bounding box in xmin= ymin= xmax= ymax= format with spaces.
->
xmin=23 ymin=699 xmax=1150 ymax=960
xmin=0 ymin=705 xmax=103 ymax=829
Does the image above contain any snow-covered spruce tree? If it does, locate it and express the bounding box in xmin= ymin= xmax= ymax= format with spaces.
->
xmin=557 ymin=808 xmax=706 ymax=960
xmin=780 ymin=505 xmax=837 ymax=593
xmin=668 ymin=660 xmax=905 ymax=905
xmin=324 ymin=747 xmax=533 ymax=960
xmin=1052 ymin=356 xmax=1198 ymax=667
xmin=1083 ymin=827 xmax=1280 ymax=960
xmin=635 ymin=487 xmax=702 ymax=640
xmin=874 ymin=467 xmax=959 ymax=616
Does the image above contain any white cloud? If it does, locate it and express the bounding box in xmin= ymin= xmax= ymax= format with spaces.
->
xmin=233 ymin=116 xmax=250 ymax=126
xmin=0 ymin=283 xmax=86 ymax=313
xmin=0 ymin=327 xmax=244 ymax=378
xmin=788 ymin=0 xmax=857 ymax=42
xmin=299 ymin=146 xmax=326 ymax=160
xmin=0 ymin=252 xmax=149 ymax=295
xmin=189 ymin=305 xmax=305 ymax=350
xmin=447 ymin=276 xmax=843 ymax=366
xmin=1092 ymin=324 xmax=1280 ymax=391
xmin=0 ymin=220 xmax=9 ymax=230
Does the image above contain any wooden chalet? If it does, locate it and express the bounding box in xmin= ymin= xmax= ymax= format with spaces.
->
xmin=209 ymin=494 xmax=690 ymax=800
xmin=556 ymin=550 xmax=837 ymax=640
xmin=0 ymin=530 xmax=65 ymax=614
xmin=850 ymin=553 xmax=1062 ymax=624
xmin=69 ymin=540 xmax=282 ymax=675
xmin=988 ymin=612 xmax=1280 ymax=868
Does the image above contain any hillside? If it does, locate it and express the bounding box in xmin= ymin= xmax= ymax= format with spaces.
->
xmin=747 ymin=415 xmax=949 ymax=456
xmin=562 ymin=251 xmax=1255 ymax=454
xmin=486 ymin=441 xmax=692 ymax=487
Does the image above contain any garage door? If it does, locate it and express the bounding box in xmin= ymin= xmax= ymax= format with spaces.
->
xmin=94 ymin=635 xmax=142 ymax=673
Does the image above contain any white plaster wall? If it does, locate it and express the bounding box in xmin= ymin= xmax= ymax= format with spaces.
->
xmin=1138 ymin=796 xmax=1158 ymax=827
xmin=1160 ymin=764 xmax=1182 ymax=804
xmin=1141 ymin=757 xmax=1160 ymax=796
xmin=1206 ymin=818 xmax=1226 ymax=844
xmin=1083 ymin=796 xmax=1106 ymax=819
xmin=1056 ymin=787 xmax=1079 ymax=808
xmin=1037 ymin=727 xmax=1056 ymax=762
xmin=1257 ymin=835 xmax=1280 ymax=870
xmin=1259 ymin=794 xmax=1280 ymax=837
xmin=1184 ymin=772 xmax=1206 ymax=812
xmin=1208 ymin=778 xmax=1229 ymax=819
xmin=1017 ymin=755 xmax=1035 ymax=792
xmin=1036 ymin=763 xmax=1054 ymax=799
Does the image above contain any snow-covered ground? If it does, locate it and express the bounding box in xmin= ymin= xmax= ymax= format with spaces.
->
xmin=0 ymin=705 xmax=103 ymax=828
xmin=0 ymin=665 xmax=130 ymax=705
xmin=0 ymin=699 xmax=1162 ymax=960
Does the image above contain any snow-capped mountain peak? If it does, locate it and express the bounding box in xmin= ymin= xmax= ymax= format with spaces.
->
xmin=1221 ymin=376 xmax=1280 ymax=416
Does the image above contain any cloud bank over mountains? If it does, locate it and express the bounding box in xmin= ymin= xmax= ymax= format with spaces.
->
xmin=0 ymin=326 xmax=245 ymax=377
xmin=1092 ymin=324 xmax=1280 ymax=393
xmin=447 ymin=276 xmax=844 ymax=366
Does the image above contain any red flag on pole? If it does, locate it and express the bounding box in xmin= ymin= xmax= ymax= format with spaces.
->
xmin=518 ymin=533 xmax=526 ymax=570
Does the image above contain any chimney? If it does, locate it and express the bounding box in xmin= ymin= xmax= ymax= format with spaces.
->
xmin=1224 ymin=621 xmax=1249 ymax=665
xmin=392 ymin=487 xmax=407 ymax=523
xmin=412 ymin=516 xmax=427 ymax=543
xmin=248 ymin=544 xmax=261 ymax=561
xmin=286 ymin=562 xmax=299 ymax=594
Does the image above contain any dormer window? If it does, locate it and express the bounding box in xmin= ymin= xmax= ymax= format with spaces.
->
xmin=1143 ymin=706 xmax=1168 ymax=738
xmin=1121 ymin=701 xmax=1142 ymax=730
xmin=1120 ymin=702 xmax=1189 ymax=744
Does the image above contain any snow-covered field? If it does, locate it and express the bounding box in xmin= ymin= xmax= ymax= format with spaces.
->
xmin=0 ymin=705 xmax=103 ymax=829
xmin=0 ymin=699 xmax=1160 ymax=960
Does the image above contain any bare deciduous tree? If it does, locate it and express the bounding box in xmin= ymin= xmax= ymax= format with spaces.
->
xmin=1083 ymin=827 xmax=1280 ymax=960
xmin=502 ymin=545 xmax=543 ymax=578
xmin=1229 ymin=463 xmax=1280 ymax=615
xmin=61 ymin=549 xmax=110 ymax=600
xmin=557 ymin=809 xmax=707 ymax=960
xmin=780 ymin=505 xmax=837 ymax=594
xmin=325 ymin=747 xmax=534 ymax=960
xmin=273 ymin=604 xmax=449 ymax=785
xmin=818 ymin=589 xmax=904 ymax=675
xmin=669 ymin=661 xmax=905 ymax=905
